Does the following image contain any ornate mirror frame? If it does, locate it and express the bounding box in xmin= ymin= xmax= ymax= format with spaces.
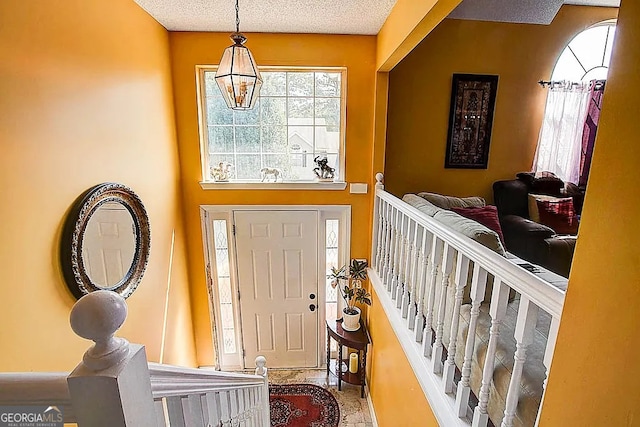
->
xmin=61 ymin=183 xmax=151 ymax=299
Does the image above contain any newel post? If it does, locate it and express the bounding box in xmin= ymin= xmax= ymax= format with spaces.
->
xmin=255 ymin=356 xmax=270 ymax=427
xmin=67 ymin=290 xmax=155 ymax=427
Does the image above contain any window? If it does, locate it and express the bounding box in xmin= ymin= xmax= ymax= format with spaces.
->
xmin=198 ymin=67 xmax=346 ymax=183
xmin=552 ymin=20 xmax=616 ymax=82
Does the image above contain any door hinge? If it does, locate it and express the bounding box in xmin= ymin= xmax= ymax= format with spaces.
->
xmin=232 ymin=224 xmax=236 ymax=235
xmin=237 ymin=288 xmax=241 ymax=301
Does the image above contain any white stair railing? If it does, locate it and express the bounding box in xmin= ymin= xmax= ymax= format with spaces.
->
xmin=370 ymin=173 xmax=566 ymax=427
xmin=0 ymin=290 xmax=270 ymax=427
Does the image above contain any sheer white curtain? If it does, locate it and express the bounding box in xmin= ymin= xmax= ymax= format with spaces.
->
xmin=533 ymin=82 xmax=591 ymax=184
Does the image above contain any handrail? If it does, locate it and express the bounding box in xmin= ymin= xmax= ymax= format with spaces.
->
xmin=0 ymin=372 xmax=76 ymax=423
xmin=149 ymin=363 xmax=265 ymax=399
xmin=377 ymin=189 xmax=566 ymax=317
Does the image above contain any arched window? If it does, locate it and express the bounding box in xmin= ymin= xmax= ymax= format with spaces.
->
xmin=551 ymin=20 xmax=616 ymax=82
xmin=534 ymin=20 xmax=616 ymax=186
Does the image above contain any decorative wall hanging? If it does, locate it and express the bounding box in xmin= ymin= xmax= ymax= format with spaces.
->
xmin=445 ymin=74 xmax=499 ymax=169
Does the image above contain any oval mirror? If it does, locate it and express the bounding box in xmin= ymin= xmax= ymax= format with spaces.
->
xmin=61 ymin=183 xmax=151 ymax=299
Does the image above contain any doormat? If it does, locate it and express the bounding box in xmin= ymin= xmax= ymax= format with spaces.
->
xmin=269 ymin=383 xmax=340 ymax=427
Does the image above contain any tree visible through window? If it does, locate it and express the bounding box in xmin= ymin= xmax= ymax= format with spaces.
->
xmin=199 ymin=68 xmax=345 ymax=182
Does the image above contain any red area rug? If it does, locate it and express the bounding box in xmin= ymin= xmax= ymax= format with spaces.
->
xmin=269 ymin=383 xmax=340 ymax=427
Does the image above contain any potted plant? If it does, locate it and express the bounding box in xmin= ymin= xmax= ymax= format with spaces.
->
xmin=328 ymin=259 xmax=372 ymax=331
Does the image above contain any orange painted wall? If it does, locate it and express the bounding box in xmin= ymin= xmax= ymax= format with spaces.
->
xmin=169 ymin=33 xmax=377 ymax=366
xmin=0 ymin=0 xmax=196 ymax=370
xmin=384 ymin=5 xmax=617 ymax=202
xmin=540 ymin=0 xmax=640 ymax=423
xmin=377 ymin=0 xmax=463 ymax=71
xmin=367 ymin=288 xmax=439 ymax=426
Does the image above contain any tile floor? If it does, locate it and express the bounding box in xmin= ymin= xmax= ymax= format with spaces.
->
xmin=268 ymin=369 xmax=374 ymax=427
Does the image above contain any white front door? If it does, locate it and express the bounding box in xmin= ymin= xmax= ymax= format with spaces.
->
xmin=234 ymin=210 xmax=319 ymax=368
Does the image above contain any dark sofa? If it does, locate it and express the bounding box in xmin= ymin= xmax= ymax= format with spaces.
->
xmin=493 ymin=177 xmax=579 ymax=278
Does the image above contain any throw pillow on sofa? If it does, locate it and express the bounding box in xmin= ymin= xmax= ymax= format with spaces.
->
xmin=536 ymin=198 xmax=579 ymax=235
xmin=402 ymin=194 xmax=442 ymax=217
xmin=528 ymin=194 xmax=572 ymax=223
xmin=451 ymin=206 xmax=505 ymax=245
xmin=417 ymin=192 xmax=486 ymax=210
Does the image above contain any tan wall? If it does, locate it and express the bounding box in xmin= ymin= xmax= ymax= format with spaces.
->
xmin=540 ymin=0 xmax=640 ymax=423
xmin=0 ymin=0 xmax=196 ymax=370
xmin=169 ymin=32 xmax=377 ymax=366
xmin=384 ymin=5 xmax=617 ymax=201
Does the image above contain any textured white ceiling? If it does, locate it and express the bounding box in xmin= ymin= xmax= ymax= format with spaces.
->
xmin=133 ymin=0 xmax=619 ymax=34
xmin=133 ymin=0 xmax=397 ymax=35
xmin=449 ymin=0 xmax=619 ymax=24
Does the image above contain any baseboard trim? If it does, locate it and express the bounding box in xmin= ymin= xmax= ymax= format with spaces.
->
xmin=366 ymin=386 xmax=379 ymax=427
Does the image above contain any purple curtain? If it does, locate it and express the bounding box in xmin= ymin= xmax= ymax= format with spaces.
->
xmin=578 ymin=80 xmax=605 ymax=187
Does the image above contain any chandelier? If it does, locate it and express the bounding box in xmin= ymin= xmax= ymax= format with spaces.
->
xmin=215 ymin=0 xmax=262 ymax=110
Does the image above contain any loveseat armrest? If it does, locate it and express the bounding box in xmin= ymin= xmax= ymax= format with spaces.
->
xmin=499 ymin=215 xmax=556 ymax=267
xmin=500 ymin=215 xmax=556 ymax=239
xmin=543 ymin=236 xmax=577 ymax=278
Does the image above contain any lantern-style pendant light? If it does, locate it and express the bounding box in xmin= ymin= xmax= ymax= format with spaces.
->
xmin=215 ymin=0 xmax=262 ymax=110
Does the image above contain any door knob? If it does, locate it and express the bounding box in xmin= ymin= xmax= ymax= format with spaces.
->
xmin=309 ymin=304 xmax=317 ymax=312
xmin=309 ymin=293 xmax=316 ymax=300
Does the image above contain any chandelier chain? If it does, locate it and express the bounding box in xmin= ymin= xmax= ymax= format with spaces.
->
xmin=235 ymin=0 xmax=240 ymax=33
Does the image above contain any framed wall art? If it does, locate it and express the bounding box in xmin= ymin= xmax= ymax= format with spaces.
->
xmin=445 ymin=74 xmax=499 ymax=169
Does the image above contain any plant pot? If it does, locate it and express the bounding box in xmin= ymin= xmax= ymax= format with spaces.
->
xmin=342 ymin=307 xmax=361 ymax=331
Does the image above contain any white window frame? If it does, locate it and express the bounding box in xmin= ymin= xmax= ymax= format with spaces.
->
xmin=200 ymin=205 xmax=351 ymax=370
xmin=196 ymin=66 xmax=348 ymax=191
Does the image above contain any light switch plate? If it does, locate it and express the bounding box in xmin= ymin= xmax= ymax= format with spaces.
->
xmin=349 ymin=183 xmax=368 ymax=194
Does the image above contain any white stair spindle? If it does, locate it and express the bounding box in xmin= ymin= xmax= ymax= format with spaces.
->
xmin=443 ymin=254 xmax=471 ymax=393
xmin=229 ymin=389 xmax=239 ymax=425
xmin=204 ymin=392 xmax=222 ymax=427
xmin=422 ymin=238 xmax=444 ymax=357
xmin=374 ymin=198 xmax=385 ymax=271
xmin=381 ymin=203 xmax=393 ymax=284
xmin=535 ymin=315 xmax=561 ymax=426
xmin=472 ymin=280 xmax=511 ymax=427
xmin=154 ymin=399 xmax=167 ymax=427
xmin=399 ymin=218 xmax=413 ymax=310
xmin=501 ymin=297 xmax=539 ymax=427
xmin=219 ymin=390 xmax=231 ymax=427
xmin=432 ymin=243 xmax=455 ymax=375
xmin=408 ymin=225 xmax=426 ymax=329
xmin=184 ymin=394 xmax=205 ymax=427
xmin=415 ymin=230 xmax=433 ymax=341
xmin=402 ymin=220 xmax=418 ymax=319
xmin=385 ymin=206 xmax=398 ymax=290
xmin=166 ymin=396 xmax=187 ymax=427
xmin=393 ymin=214 xmax=407 ymax=302
xmin=455 ymin=264 xmax=488 ymax=417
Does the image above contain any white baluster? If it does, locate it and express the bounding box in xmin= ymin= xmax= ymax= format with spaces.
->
xmin=385 ymin=206 xmax=398 ymax=291
xmin=166 ymin=396 xmax=187 ymax=427
xmin=255 ymin=356 xmax=269 ymax=427
xmin=219 ymin=390 xmax=231 ymax=427
xmin=204 ymin=392 xmax=222 ymax=427
xmin=501 ymin=297 xmax=539 ymax=427
xmin=414 ymin=230 xmax=433 ymax=341
xmin=408 ymin=226 xmax=426 ymax=329
xmin=472 ymin=280 xmax=510 ymax=427
xmin=455 ymin=264 xmax=488 ymax=417
xmin=422 ymin=238 xmax=444 ymax=357
xmin=432 ymin=243 xmax=455 ymax=375
xmin=401 ymin=220 xmax=417 ymax=318
xmin=184 ymin=394 xmax=205 ymax=427
xmin=229 ymin=389 xmax=239 ymax=426
xmin=381 ymin=203 xmax=393 ymax=284
xmin=396 ymin=216 xmax=409 ymax=307
xmin=66 ymin=290 xmax=156 ymax=427
xmin=535 ymin=315 xmax=560 ymax=426
xmin=154 ymin=399 xmax=167 ymax=427
xmin=392 ymin=214 xmax=406 ymax=301
xmin=443 ymin=254 xmax=471 ymax=393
